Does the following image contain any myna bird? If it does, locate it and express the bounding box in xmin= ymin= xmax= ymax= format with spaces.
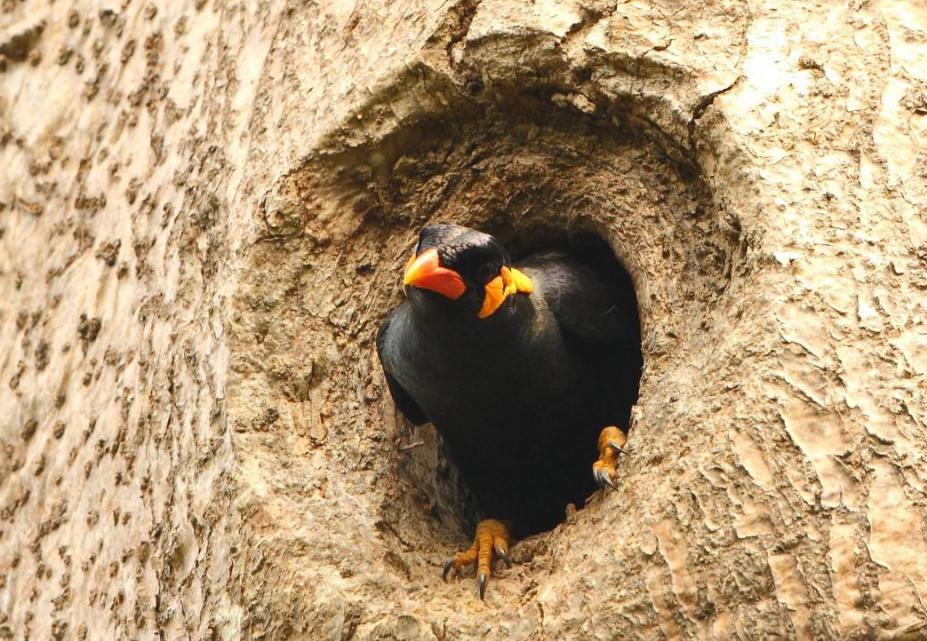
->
xmin=376 ymin=224 xmax=641 ymax=598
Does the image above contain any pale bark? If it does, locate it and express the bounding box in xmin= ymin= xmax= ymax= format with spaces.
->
xmin=1 ymin=1 xmax=926 ymax=640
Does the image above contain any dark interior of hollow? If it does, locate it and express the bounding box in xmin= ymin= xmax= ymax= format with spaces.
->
xmin=442 ymin=229 xmax=643 ymax=538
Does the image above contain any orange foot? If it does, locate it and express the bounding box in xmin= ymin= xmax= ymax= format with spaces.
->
xmin=592 ymin=426 xmax=627 ymax=489
xmin=442 ymin=518 xmax=512 ymax=599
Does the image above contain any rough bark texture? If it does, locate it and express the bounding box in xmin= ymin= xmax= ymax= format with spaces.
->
xmin=2 ymin=1 xmax=926 ymax=640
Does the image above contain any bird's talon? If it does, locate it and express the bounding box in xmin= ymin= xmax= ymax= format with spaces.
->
xmin=593 ymin=466 xmax=616 ymax=489
xmin=494 ymin=545 xmax=513 ymax=568
xmin=442 ymin=519 xmax=512 ymax=599
xmin=593 ymin=426 xmax=626 ymax=490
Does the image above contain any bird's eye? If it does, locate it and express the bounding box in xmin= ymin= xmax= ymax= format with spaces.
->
xmin=477 ymin=263 xmax=500 ymax=283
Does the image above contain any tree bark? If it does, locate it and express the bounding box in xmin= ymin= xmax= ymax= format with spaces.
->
xmin=2 ymin=1 xmax=926 ymax=640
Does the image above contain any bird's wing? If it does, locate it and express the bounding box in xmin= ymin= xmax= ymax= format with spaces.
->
xmin=521 ymin=252 xmax=639 ymax=346
xmin=376 ymin=311 xmax=429 ymax=425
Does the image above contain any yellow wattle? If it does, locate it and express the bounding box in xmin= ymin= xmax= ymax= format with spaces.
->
xmin=477 ymin=266 xmax=534 ymax=318
xmin=478 ymin=275 xmax=506 ymax=318
xmin=509 ymin=267 xmax=534 ymax=294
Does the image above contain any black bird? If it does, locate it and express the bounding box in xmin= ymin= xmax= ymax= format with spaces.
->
xmin=376 ymin=224 xmax=641 ymax=597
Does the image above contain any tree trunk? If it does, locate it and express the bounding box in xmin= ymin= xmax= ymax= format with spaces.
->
xmin=2 ymin=1 xmax=925 ymax=639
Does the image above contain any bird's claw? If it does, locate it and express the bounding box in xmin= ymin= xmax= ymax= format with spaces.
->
xmin=593 ymin=426 xmax=627 ymax=490
xmin=494 ymin=544 xmax=513 ymax=568
xmin=593 ymin=466 xmax=616 ymax=489
xmin=442 ymin=519 xmax=512 ymax=600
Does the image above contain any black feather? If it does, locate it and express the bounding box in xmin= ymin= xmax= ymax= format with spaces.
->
xmin=377 ymin=226 xmax=641 ymax=536
xmin=376 ymin=316 xmax=429 ymax=426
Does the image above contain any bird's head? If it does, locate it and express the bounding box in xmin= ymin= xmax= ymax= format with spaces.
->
xmin=402 ymin=224 xmax=534 ymax=319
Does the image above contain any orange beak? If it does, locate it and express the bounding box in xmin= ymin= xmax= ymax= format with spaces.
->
xmin=403 ymin=248 xmax=466 ymax=300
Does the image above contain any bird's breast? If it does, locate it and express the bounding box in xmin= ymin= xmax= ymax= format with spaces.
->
xmin=395 ymin=317 xmax=578 ymax=428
